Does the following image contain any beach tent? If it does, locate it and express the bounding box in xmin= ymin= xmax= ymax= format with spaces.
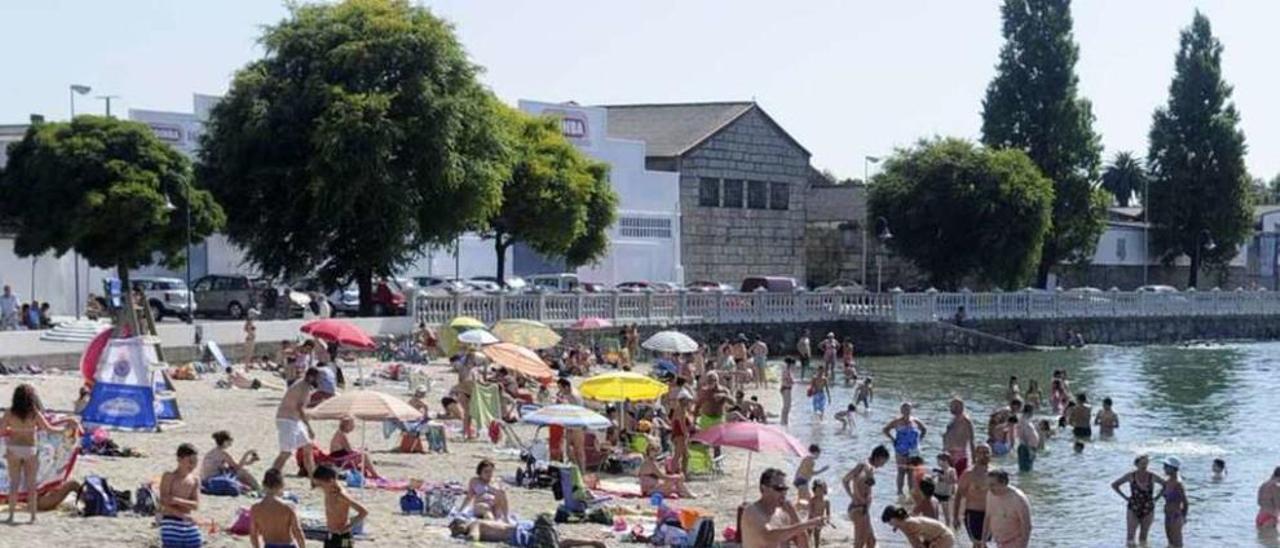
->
xmin=152 ymin=369 xmax=182 ymax=422
xmin=80 ymin=337 xmax=172 ymax=431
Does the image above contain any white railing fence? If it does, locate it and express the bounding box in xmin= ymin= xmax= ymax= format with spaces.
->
xmin=413 ymin=289 xmax=1280 ymax=326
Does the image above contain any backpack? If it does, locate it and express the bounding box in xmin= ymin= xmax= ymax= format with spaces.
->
xmin=528 ymin=513 xmax=561 ymax=548
xmin=79 ymin=475 xmax=118 ymax=517
xmin=688 ymin=517 xmax=715 ymax=548
xmin=133 ymin=485 xmax=157 ymax=516
xmin=201 ymin=475 xmax=242 ymax=497
xmin=399 ymin=489 xmax=425 ymax=515
xmin=228 ymin=507 xmax=253 ymax=536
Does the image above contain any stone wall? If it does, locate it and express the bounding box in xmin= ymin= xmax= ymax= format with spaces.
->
xmin=803 ymin=183 xmax=929 ymax=290
xmin=967 ymin=315 xmax=1280 ymax=347
xmin=1054 ymin=263 xmax=1263 ymax=291
xmin=677 ymin=108 xmax=810 ymax=284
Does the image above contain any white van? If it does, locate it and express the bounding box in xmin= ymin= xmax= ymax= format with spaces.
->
xmin=526 ymin=273 xmax=581 ymax=293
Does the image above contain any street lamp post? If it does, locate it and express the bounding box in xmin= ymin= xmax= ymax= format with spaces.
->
xmin=1194 ymin=228 xmax=1216 ymax=289
xmin=69 ymin=84 xmax=91 ymax=319
xmin=1142 ymin=177 xmax=1150 ymax=286
xmin=875 ymin=217 xmax=893 ymax=293
xmin=861 ymin=156 xmax=881 ymax=288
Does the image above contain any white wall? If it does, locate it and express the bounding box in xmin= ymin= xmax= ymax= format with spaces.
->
xmin=400 ymin=235 xmax=510 ymax=280
xmin=1092 ymin=224 xmax=1149 ymax=266
xmin=0 ymin=236 xmax=114 ymax=316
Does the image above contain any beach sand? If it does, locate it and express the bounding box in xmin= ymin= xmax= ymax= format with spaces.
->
xmin=0 ymin=361 xmax=877 ymax=547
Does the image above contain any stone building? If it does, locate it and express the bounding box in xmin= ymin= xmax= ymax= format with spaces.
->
xmin=603 ymin=102 xmax=811 ymax=285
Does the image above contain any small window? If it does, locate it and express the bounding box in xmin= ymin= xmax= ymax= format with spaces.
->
xmin=698 ymin=178 xmax=720 ymax=207
xmin=1116 ymin=237 xmax=1127 ymax=261
xmin=747 ymin=181 xmax=768 ymax=209
xmin=722 ymin=180 xmax=744 ymax=208
xmin=769 ymin=182 xmax=790 ymax=210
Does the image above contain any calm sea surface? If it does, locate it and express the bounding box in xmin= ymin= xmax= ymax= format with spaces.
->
xmin=781 ymin=342 xmax=1280 ymax=547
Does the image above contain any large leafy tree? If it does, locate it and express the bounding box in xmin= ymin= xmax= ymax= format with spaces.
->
xmin=198 ymin=0 xmax=508 ymax=314
xmin=1146 ymin=11 xmax=1251 ymax=289
xmin=981 ymin=0 xmax=1108 ymax=287
xmin=482 ymin=108 xmax=616 ymax=284
xmin=0 ymin=116 xmax=224 ymax=332
xmin=565 ymin=162 xmax=620 ymax=268
xmin=868 ymin=138 xmax=1054 ymax=290
xmin=1101 ymin=151 xmax=1146 ymax=207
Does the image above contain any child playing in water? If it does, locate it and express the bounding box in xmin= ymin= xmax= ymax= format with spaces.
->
xmin=1036 ymin=419 xmax=1053 ymax=450
xmin=933 ymin=453 xmax=957 ymax=527
xmin=991 ymin=416 xmax=1016 ymax=456
xmin=1212 ymin=458 xmax=1226 ymax=481
xmin=809 ymin=479 xmax=833 ymax=546
xmin=912 ymin=476 xmax=941 ymax=520
xmin=1073 ymin=440 xmax=1085 ymax=454
xmin=854 ymin=377 xmax=873 ymax=410
xmin=835 ymin=404 xmax=857 ymax=432
xmin=1096 ymin=397 xmax=1120 ymax=437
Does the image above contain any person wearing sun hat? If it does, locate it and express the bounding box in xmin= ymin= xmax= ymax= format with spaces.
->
xmin=1162 ymin=456 xmax=1187 ymax=547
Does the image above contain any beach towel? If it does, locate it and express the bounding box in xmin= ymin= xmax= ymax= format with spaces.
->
xmin=294 ymin=443 xmax=380 ymax=479
xmin=0 ymin=416 xmax=80 ymax=503
xmin=469 ymin=383 xmax=501 ymax=438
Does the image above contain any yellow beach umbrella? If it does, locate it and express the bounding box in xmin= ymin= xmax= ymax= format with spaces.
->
xmin=440 ymin=316 xmax=486 ymax=355
xmin=580 ymin=371 xmax=669 ymax=402
xmin=492 ymin=319 xmax=561 ymax=350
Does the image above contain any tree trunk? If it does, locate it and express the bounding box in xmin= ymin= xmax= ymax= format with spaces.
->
xmin=116 ymin=265 xmax=140 ymax=339
xmin=1035 ymin=255 xmax=1052 ymax=289
xmin=357 ymin=269 xmax=374 ymax=317
xmin=494 ymin=234 xmax=507 ymax=287
xmin=1188 ymin=250 xmax=1200 ymax=289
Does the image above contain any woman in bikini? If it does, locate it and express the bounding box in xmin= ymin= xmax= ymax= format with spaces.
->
xmin=881 ymin=504 xmax=955 ymax=548
xmin=1162 ymin=457 xmax=1188 ymax=548
xmin=2 ymin=384 xmax=74 ymax=523
xmin=843 ymin=445 xmax=890 ymax=548
xmin=638 ymin=441 xmax=695 ymax=498
xmin=668 ymin=391 xmax=694 ymax=475
xmin=1111 ymin=454 xmax=1166 ymax=546
xmin=459 ymin=459 xmax=510 ymax=521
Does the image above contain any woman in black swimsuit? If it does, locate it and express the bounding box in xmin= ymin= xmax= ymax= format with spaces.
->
xmin=1110 ymin=454 xmax=1165 ymax=545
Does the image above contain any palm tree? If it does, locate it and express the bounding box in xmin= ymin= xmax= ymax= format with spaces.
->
xmin=1101 ymin=151 xmax=1146 ymax=207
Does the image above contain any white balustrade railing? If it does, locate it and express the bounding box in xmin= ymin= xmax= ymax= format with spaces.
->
xmin=412 ymin=289 xmax=1280 ymax=326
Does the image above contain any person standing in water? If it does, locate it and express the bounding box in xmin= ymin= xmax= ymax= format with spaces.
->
xmin=1095 ymin=397 xmax=1120 ymax=438
xmin=779 ymin=357 xmax=795 ymax=425
xmin=982 ymin=469 xmax=1032 ymax=548
xmin=881 ymin=504 xmax=955 ymax=548
xmin=854 ymin=377 xmax=874 ymax=410
xmin=954 ymin=444 xmax=993 ymax=548
xmin=1257 ymin=467 xmax=1280 ymax=531
xmin=1162 ymin=457 xmax=1187 ymax=548
xmin=943 ymin=397 xmax=976 ymax=477
xmin=1111 ymin=454 xmax=1165 ymax=546
xmin=749 ymin=335 xmax=769 ymax=389
xmin=843 ymin=445 xmax=891 ymax=548
xmin=883 ymin=402 xmax=927 ymax=496
xmin=808 ymin=369 xmax=829 ymax=420
xmin=1068 ymin=393 xmax=1092 ymax=440
xmin=1015 ymin=404 xmax=1039 ymax=473
xmin=796 ymin=331 xmax=812 ymax=380
xmin=793 ymin=444 xmax=829 ymax=502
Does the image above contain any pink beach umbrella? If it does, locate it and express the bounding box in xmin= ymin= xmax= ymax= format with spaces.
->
xmin=691 ymin=422 xmax=809 ymax=500
xmin=570 ymin=316 xmax=613 ymax=330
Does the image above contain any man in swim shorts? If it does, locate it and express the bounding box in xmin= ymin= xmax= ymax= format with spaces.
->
xmin=271 ymin=368 xmax=319 ymax=476
xmin=954 ymin=444 xmax=993 ymax=548
xmin=1258 ymin=467 xmax=1280 ymax=530
xmin=943 ymin=397 xmax=976 ymax=476
xmin=1068 ymin=393 xmax=1092 ymax=439
xmin=695 ymin=371 xmax=734 ymax=430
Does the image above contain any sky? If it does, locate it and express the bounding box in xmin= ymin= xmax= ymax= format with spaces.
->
xmin=3 ymin=0 xmax=1277 ymax=181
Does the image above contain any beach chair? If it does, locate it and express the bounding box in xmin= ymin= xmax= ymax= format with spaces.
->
xmin=685 ymin=442 xmax=724 ymax=478
xmin=550 ymin=464 xmax=611 ymax=518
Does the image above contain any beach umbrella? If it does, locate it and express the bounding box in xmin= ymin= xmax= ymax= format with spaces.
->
xmin=492 ymin=319 xmax=561 ymax=350
xmin=520 ymin=404 xmax=611 ymax=429
xmin=641 ymin=330 xmax=698 ymax=354
xmin=308 ymin=390 xmax=422 ymax=421
xmin=440 ymin=316 xmax=487 ymax=355
xmin=300 ymin=319 xmax=375 ymax=350
xmin=482 ymin=342 xmax=555 ymax=381
xmin=458 ymin=329 xmax=500 ymax=346
xmin=580 ymin=371 xmax=669 ymax=402
xmin=570 ymin=317 xmax=613 ymax=330
xmin=691 ymin=422 xmax=809 ymax=501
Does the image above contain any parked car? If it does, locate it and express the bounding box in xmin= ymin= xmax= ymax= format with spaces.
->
xmin=471 ymin=275 xmax=528 ymax=292
xmin=332 ymin=278 xmax=408 ymax=316
xmin=615 ymin=281 xmax=655 ymax=293
xmin=740 ymin=276 xmax=801 ymax=293
xmin=652 ymin=282 xmax=682 ymax=292
xmin=192 ymin=275 xmax=270 ymax=319
xmin=130 ymin=277 xmax=195 ymax=321
xmin=580 ymin=282 xmax=608 ymax=293
xmin=526 ymin=273 xmax=581 ymax=293
xmin=686 ymin=280 xmax=734 ymax=293
xmin=464 ymin=278 xmax=504 ymax=293
xmin=1137 ymin=284 xmax=1179 ymax=293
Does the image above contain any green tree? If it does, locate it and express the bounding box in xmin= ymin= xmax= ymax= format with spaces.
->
xmin=1269 ymin=174 xmax=1280 ymax=205
xmin=198 ymin=0 xmax=507 ymax=314
xmin=483 ymin=108 xmax=616 ymax=284
xmin=868 ymin=138 xmax=1054 ymax=290
xmin=0 ymin=116 xmax=224 ymax=332
xmin=1100 ymin=151 xmax=1146 ymax=207
xmin=981 ymin=0 xmax=1107 ymax=287
xmin=1146 ymin=11 xmax=1252 ymax=289
xmin=564 ymin=162 xmax=619 ymax=268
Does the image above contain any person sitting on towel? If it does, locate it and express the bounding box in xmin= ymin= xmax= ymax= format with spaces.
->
xmin=330 ymin=416 xmax=379 ymax=478
xmin=201 ymin=430 xmax=262 ymax=492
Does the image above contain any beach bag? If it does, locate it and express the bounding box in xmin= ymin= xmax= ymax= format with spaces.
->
xmin=79 ymin=475 xmax=118 ymax=517
xmin=528 ymin=513 xmax=561 ymax=548
xmin=228 ymin=507 xmax=252 ymax=536
xmin=202 ymin=474 xmax=242 ymax=497
xmin=133 ymin=485 xmax=157 ymax=516
xmin=399 ymin=489 xmax=425 ymax=515
xmin=425 ymin=488 xmax=460 ymax=518
xmin=688 ymin=517 xmax=715 ymax=548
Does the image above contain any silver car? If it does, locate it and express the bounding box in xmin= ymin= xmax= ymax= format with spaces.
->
xmin=130 ymin=276 xmax=195 ymax=321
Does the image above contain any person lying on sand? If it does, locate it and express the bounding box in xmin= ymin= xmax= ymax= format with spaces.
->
xmin=448 ymin=517 xmax=607 ymax=547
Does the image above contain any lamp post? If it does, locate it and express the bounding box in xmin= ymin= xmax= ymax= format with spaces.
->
xmin=875 ymin=217 xmax=893 ymax=293
xmin=69 ymin=84 xmax=91 ymax=319
xmin=1142 ymin=177 xmax=1150 ymax=286
xmin=1193 ymin=228 xmax=1216 ymax=289
xmin=96 ymin=95 xmax=120 ymax=118
xmin=861 ymin=155 xmax=881 ymax=288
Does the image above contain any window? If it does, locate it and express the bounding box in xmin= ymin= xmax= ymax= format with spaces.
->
xmin=698 ymin=177 xmax=720 ymax=207
xmin=769 ymin=182 xmax=790 ymax=210
xmin=747 ymin=180 xmax=768 ymax=209
xmin=619 ymin=217 xmax=673 ymax=239
xmin=1116 ymin=237 xmax=1127 ymax=261
xmin=722 ymin=180 xmax=744 ymax=208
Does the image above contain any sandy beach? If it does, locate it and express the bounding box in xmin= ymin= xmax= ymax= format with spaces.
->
xmin=0 ymin=359 xmax=876 ymax=547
